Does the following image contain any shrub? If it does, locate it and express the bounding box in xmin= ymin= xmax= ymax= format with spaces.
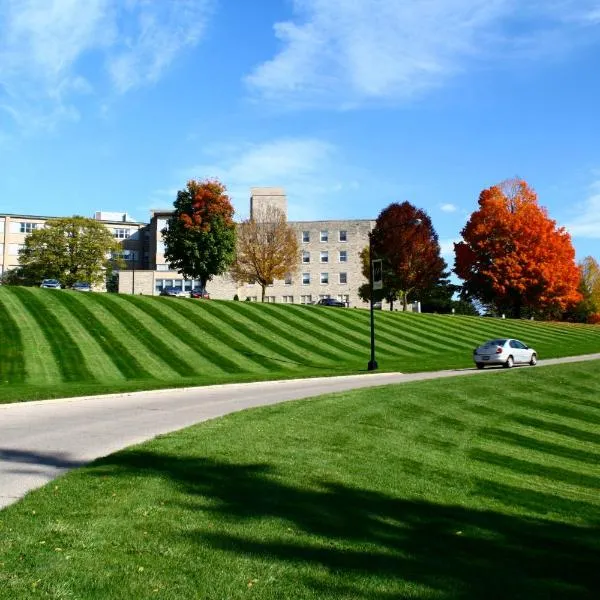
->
xmin=587 ymin=313 xmax=600 ymax=325
xmin=233 ymin=294 xmax=239 ymax=301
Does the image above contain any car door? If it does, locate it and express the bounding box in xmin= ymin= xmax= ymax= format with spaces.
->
xmin=510 ymin=340 xmax=528 ymax=363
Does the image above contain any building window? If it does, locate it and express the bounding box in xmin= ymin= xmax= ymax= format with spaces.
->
xmin=302 ymin=251 xmax=310 ymax=263
xmin=339 ymin=230 xmax=347 ymax=242
xmin=264 ymin=296 xmax=276 ymax=303
xmin=339 ymin=250 xmax=347 ymax=262
xmin=284 ymin=274 xmax=292 ymax=285
xmin=320 ymin=251 xmax=329 ymax=263
xmin=282 ymin=295 xmax=294 ymax=303
xmin=338 ymin=294 xmax=349 ymax=305
xmin=113 ymin=228 xmax=130 ymax=239
xmin=320 ymin=272 xmax=329 ymax=284
xmin=246 ymin=296 xmax=258 ymax=302
xmin=320 ymin=230 xmax=328 ymax=242
xmin=339 ymin=272 xmax=347 ymax=284
xmin=302 ymin=273 xmax=310 ymax=285
xmin=157 ymin=241 xmax=166 ymax=254
xmin=302 ymin=231 xmax=310 ymax=243
xmin=319 ymin=294 xmax=330 ymax=300
xmin=19 ymin=222 xmax=38 ymax=234
xmin=301 ymin=295 xmax=312 ymax=304
xmin=156 ymin=264 xmax=170 ymax=271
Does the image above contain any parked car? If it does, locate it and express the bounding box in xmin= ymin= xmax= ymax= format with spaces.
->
xmin=190 ymin=289 xmax=210 ymax=299
xmin=160 ymin=288 xmax=186 ymax=297
xmin=317 ymin=298 xmax=345 ymax=307
xmin=71 ymin=281 xmax=91 ymax=292
xmin=40 ymin=279 xmax=61 ymax=289
xmin=473 ymin=338 xmax=537 ymax=369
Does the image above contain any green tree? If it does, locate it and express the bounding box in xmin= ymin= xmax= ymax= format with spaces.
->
xmin=18 ymin=216 xmax=122 ymax=287
xmin=162 ymin=179 xmax=236 ymax=292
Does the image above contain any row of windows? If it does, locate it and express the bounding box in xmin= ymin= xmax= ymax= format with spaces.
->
xmin=246 ymin=294 xmax=350 ymax=304
xmin=113 ymin=228 xmax=131 ymax=239
xmin=302 ymin=250 xmax=347 ymax=263
xmin=302 ymin=230 xmax=347 ymax=243
xmin=245 ymin=272 xmax=349 ymax=285
xmin=155 ymin=279 xmax=203 ymax=292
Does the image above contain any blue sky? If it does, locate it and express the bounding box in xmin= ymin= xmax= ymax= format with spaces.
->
xmin=1 ymin=0 xmax=599 ymax=266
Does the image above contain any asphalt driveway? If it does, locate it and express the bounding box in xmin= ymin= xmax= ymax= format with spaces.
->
xmin=1 ymin=353 xmax=599 ymax=510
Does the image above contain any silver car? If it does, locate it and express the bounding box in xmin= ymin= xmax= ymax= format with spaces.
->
xmin=40 ymin=279 xmax=61 ymax=289
xmin=473 ymin=338 xmax=537 ymax=369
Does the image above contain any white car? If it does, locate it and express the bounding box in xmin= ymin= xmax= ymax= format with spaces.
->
xmin=40 ymin=279 xmax=61 ymax=289
xmin=473 ymin=338 xmax=537 ymax=369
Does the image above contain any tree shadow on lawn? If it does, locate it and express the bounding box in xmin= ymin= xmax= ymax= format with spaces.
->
xmin=90 ymin=450 xmax=600 ymax=599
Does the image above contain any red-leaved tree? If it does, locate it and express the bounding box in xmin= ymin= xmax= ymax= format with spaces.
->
xmin=454 ymin=179 xmax=581 ymax=318
xmin=366 ymin=202 xmax=446 ymax=310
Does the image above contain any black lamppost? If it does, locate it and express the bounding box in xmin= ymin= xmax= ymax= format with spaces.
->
xmin=367 ymin=219 xmax=422 ymax=372
xmin=367 ymin=230 xmax=378 ymax=371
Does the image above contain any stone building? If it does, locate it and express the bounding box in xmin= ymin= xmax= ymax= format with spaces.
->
xmin=118 ymin=187 xmax=373 ymax=307
xmin=0 ymin=212 xmax=146 ymax=278
xmin=1 ymin=188 xmax=375 ymax=308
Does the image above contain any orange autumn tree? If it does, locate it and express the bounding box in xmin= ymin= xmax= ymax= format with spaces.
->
xmin=454 ymin=179 xmax=581 ymax=318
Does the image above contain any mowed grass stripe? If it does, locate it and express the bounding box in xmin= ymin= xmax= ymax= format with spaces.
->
xmin=93 ymin=294 xmax=197 ymax=378
xmin=72 ymin=293 xmax=178 ymax=379
xmin=481 ymin=427 xmax=599 ymax=465
xmin=313 ymin=307 xmax=440 ymax=354
xmin=378 ymin=313 xmax=488 ymax=348
xmin=251 ymin=303 xmax=363 ymax=361
xmin=0 ymin=292 xmax=26 ymax=384
xmin=164 ymin=300 xmax=277 ymax=373
xmin=223 ymin=301 xmax=355 ymax=364
xmin=121 ymin=296 xmax=246 ymax=374
xmin=366 ymin=313 xmax=465 ymax=353
xmin=199 ymin=301 xmax=319 ymax=368
xmin=278 ymin=304 xmax=390 ymax=355
xmin=53 ymin=292 xmax=154 ymax=380
xmin=11 ymin=288 xmax=94 ymax=383
xmin=511 ymin=414 xmax=600 ymax=446
xmin=30 ymin=290 xmax=125 ymax=383
xmin=0 ymin=289 xmax=61 ymax=385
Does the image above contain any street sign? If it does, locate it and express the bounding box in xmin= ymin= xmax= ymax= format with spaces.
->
xmin=372 ymin=259 xmax=383 ymax=290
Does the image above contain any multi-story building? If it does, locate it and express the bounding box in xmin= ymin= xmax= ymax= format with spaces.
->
xmin=1 ymin=188 xmax=374 ymax=307
xmin=117 ymin=188 xmax=374 ymax=307
xmin=0 ymin=212 xmax=147 ymax=278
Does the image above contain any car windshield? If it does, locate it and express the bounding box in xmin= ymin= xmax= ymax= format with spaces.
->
xmin=482 ymin=339 xmax=507 ymax=347
xmin=44 ymin=279 xmax=59 ymax=284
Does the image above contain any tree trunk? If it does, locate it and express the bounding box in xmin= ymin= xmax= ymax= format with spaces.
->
xmin=261 ymin=285 xmax=266 ymax=302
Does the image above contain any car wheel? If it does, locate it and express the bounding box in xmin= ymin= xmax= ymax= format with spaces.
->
xmin=475 ymin=363 xmax=485 ymax=370
xmin=503 ymin=356 xmax=514 ymax=369
xmin=529 ymin=353 xmax=537 ymax=366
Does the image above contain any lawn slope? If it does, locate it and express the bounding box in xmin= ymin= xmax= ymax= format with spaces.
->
xmin=1 ymin=286 xmax=599 ymax=403
xmin=0 ymin=361 xmax=598 ymax=598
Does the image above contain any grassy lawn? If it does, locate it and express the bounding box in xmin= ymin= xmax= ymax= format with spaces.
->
xmin=1 ymin=361 xmax=599 ymax=598
xmin=1 ymin=287 xmax=599 ymax=403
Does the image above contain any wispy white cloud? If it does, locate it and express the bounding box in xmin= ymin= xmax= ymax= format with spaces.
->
xmin=175 ymin=137 xmax=363 ymax=220
xmin=440 ymin=203 xmax=458 ymax=213
xmin=0 ymin=0 xmax=212 ymax=132
xmin=565 ymin=181 xmax=600 ymax=239
xmin=247 ymin=0 xmax=600 ymax=108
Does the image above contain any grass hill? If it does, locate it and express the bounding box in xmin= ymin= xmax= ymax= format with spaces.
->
xmin=1 ymin=287 xmax=599 ymax=403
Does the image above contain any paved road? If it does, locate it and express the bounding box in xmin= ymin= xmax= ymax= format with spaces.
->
xmin=1 ymin=353 xmax=599 ymax=510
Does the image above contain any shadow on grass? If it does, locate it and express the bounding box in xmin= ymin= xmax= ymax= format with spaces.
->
xmin=90 ymin=450 xmax=600 ymax=599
